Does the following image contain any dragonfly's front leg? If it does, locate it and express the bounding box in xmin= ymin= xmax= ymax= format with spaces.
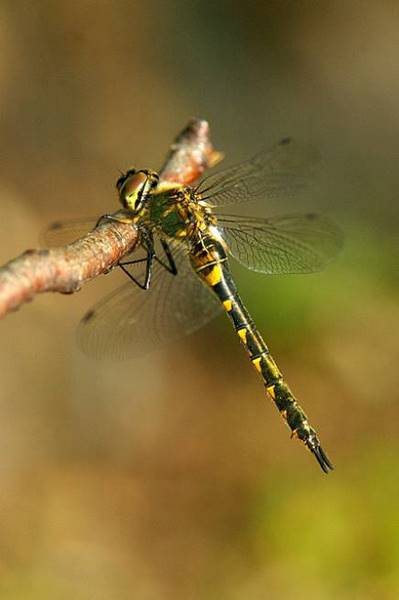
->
xmin=95 ymin=211 xmax=135 ymax=228
xmin=95 ymin=213 xmax=156 ymax=289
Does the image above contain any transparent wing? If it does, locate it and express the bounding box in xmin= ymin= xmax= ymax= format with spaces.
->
xmin=196 ymin=138 xmax=318 ymax=207
xmin=218 ymin=213 xmax=343 ymax=274
xmin=77 ymin=240 xmax=222 ymax=360
xmin=41 ymin=217 xmax=98 ymax=247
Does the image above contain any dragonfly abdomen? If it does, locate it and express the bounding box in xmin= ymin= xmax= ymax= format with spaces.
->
xmin=190 ymin=234 xmax=333 ymax=473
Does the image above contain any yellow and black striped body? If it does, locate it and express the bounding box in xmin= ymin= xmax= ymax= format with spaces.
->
xmin=189 ymin=232 xmax=332 ymax=471
xmin=111 ymin=172 xmax=332 ymax=471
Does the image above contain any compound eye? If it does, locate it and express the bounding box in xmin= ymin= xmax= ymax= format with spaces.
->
xmin=116 ymin=174 xmax=126 ymax=190
xmin=116 ymin=168 xmax=137 ymax=191
xmin=121 ymin=171 xmax=148 ymax=210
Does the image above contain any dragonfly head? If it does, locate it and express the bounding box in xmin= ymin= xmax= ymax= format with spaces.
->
xmin=116 ymin=168 xmax=159 ymax=212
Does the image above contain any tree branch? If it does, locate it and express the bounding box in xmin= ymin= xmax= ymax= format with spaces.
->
xmin=0 ymin=119 xmax=222 ymax=319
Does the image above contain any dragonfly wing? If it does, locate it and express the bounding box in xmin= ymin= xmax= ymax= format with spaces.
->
xmin=219 ymin=213 xmax=343 ymax=274
xmin=41 ymin=218 xmax=98 ymax=247
xmin=77 ymin=241 xmax=222 ymax=360
xmin=197 ymin=138 xmax=318 ymax=207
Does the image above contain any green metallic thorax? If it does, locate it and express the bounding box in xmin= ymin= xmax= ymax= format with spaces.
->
xmin=149 ymin=191 xmax=185 ymax=237
xmin=138 ymin=185 xmax=216 ymax=241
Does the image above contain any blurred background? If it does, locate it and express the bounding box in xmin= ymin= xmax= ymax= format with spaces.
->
xmin=0 ymin=1 xmax=398 ymax=598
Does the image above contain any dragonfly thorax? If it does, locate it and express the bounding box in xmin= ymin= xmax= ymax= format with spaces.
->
xmin=116 ymin=168 xmax=159 ymax=212
xmin=143 ymin=186 xmax=218 ymax=240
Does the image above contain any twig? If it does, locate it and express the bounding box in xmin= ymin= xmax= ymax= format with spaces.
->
xmin=0 ymin=119 xmax=221 ymax=319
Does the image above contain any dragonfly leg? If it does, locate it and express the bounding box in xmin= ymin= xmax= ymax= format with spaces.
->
xmin=95 ymin=212 xmax=135 ymax=227
xmin=155 ymin=239 xmax=178 ymax=275
xmin=96 ymin=214 xmax=112 ymax=227
xmin=118 ymin=248 xmax=154 ymax=290
xmin=119 ymin=257 xmax=148 ymax=266
xmin=120 ymin=238 xmax=177 ymax=287
xmin=117 ymin=228 xmax=155 ymax=289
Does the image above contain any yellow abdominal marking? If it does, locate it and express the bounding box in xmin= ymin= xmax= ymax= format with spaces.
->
xmin=266 ymin=384 xmax=276 ymax=399
xmin=223 ymin=299 xmax=232 ymax=312
xmin=252 ymin=356 xmax=262 ymax=372
xmin=237 ymin=328 xmax=247 ymax=344
xmin=206 ymin=265 xmax=222 ymax=286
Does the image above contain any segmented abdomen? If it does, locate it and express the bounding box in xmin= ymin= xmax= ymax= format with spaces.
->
xmin=189 ymin=234 xmax=333 ymax=473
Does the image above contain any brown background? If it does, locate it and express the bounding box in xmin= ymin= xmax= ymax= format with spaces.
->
xmin=0 ymin=2 xmax=398 ymax=599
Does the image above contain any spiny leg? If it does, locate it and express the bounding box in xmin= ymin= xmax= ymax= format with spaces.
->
xmin=118 ymin=229 xmax=155 ymax=290
xmin=119 ymin=238 xmax=178 ymax=289
xmin=118 ymin=252 xmax=154 ymax=289
xmin=95 ymin=214 xmax=178 ymax=281
xmin=95 ymin=212 xmax=135 ymax=227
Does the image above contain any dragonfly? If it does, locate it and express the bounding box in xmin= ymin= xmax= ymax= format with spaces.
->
xmin=45 ymin=137 xmax=342 ymax=473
